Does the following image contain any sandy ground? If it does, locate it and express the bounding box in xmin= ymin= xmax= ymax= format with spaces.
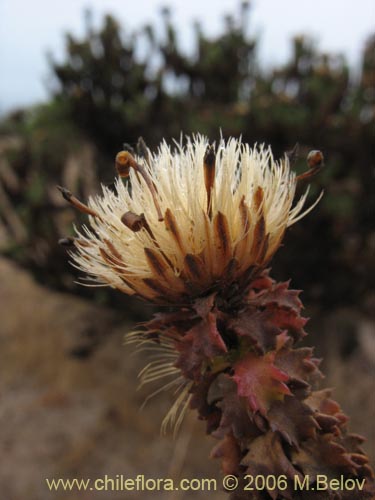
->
xmin=0 ymin=258 xmax=373 ymax=500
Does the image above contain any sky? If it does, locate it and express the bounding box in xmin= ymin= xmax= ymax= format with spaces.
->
xmin=0 ymin=0 xmax=374 ymax=114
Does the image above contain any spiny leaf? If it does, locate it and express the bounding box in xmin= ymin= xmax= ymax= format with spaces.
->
xmin=275 ymin=344 xmax=323 ymax=386
xmin=233 ymin=352 xmax=291 ymax=415
xmin=175 ymin=312 xmax=227 ymax=379
xmin=228 ymin=307 xmax=281 ymax=352
xmin=247 ymin=280 xmax=303 ymax=313
xmin=209 ymin=374 xmax=263 ymax=440
xmin=291 ymin=434 xmax=360 ymax=480
xmin=241 ymin=431 xmax=302 ymax=500
xmin=210 ymin=434 xmax=241 ymax=475
xmin=267 ymin=396 xmax=319 ymax=446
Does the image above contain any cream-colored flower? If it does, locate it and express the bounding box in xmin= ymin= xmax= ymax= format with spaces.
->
xmin=70 ymin=135 xmax=320 ymax=303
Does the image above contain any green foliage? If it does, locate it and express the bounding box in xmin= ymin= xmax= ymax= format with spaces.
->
xmin=0 ymin=5 xmax=373 ymax=308
xmin=49 ymin=12 xmax=153 ymax=152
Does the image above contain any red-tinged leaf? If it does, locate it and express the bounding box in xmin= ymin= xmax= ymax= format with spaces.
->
xmin=175 ymin=312 xmax=227 ymax=379
xmin=228 ymin=307 xmax=281 ymax=352
xmin=250 ymin=272 xmax=274 ymax=291
xmin=230 ymin=276 xmax=308 ymax=349
xmin=210 ymin=434 xmax=241 ymax=475
xmin=139 ymin=270 xmax=375 ymax=498
xmin=291 ymin=434 xmax=360 ymax=481
xmin=209 ymin=374 xmax=262 ymax=440
xmin=319 ymin=397 xmax=342 ymax=417
xmin=268 ymin=396 xmax=319 ymax=446
xmin=337 ymin=433 xmax=366 ymax=456
xmin=269 ymin=305 xmax=308 ymax=342
xmin=305 ymin=389 xmax=342 ymax=416
xmin=314 ymin=413 xmax=341 ymax=434
xmin=241 ymin=431 xmax=302 ymax=500
xmin=248 ymin=280 xmax=303 ymax=314
xmin=275 ymin=345 xmax=323 ymax=386
xmin=335 ymin=433 xmax=373 ymax=481
xmin=233 ymin=352 xmax=291 ymax=416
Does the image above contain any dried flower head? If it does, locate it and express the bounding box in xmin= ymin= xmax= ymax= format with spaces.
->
xmin=69 ymin=135 xmax=320 ymax=304
xmin=61 ymin=137 xmax=375 ymax=498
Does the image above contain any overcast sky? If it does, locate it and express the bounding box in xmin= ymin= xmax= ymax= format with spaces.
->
xmin=0 ymin=0 xmax=374 ymax=114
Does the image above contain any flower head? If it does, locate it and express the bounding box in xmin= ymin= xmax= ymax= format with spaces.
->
xmin=59 ymin=137 xmax=375 ymax=495
xmin=69 ymin=135 xmax=319 ymax=304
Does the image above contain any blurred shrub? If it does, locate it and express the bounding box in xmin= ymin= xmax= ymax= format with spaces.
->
xmin=0 ymin=5 xmax=373 ymax=310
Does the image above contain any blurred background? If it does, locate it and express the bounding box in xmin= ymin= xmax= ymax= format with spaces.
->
xmin=0 ymin=1 xmax=374 ymax=498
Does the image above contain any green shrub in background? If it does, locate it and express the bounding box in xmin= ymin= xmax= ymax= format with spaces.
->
xmin=0 ymin=4 xmax=373 ymax=311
